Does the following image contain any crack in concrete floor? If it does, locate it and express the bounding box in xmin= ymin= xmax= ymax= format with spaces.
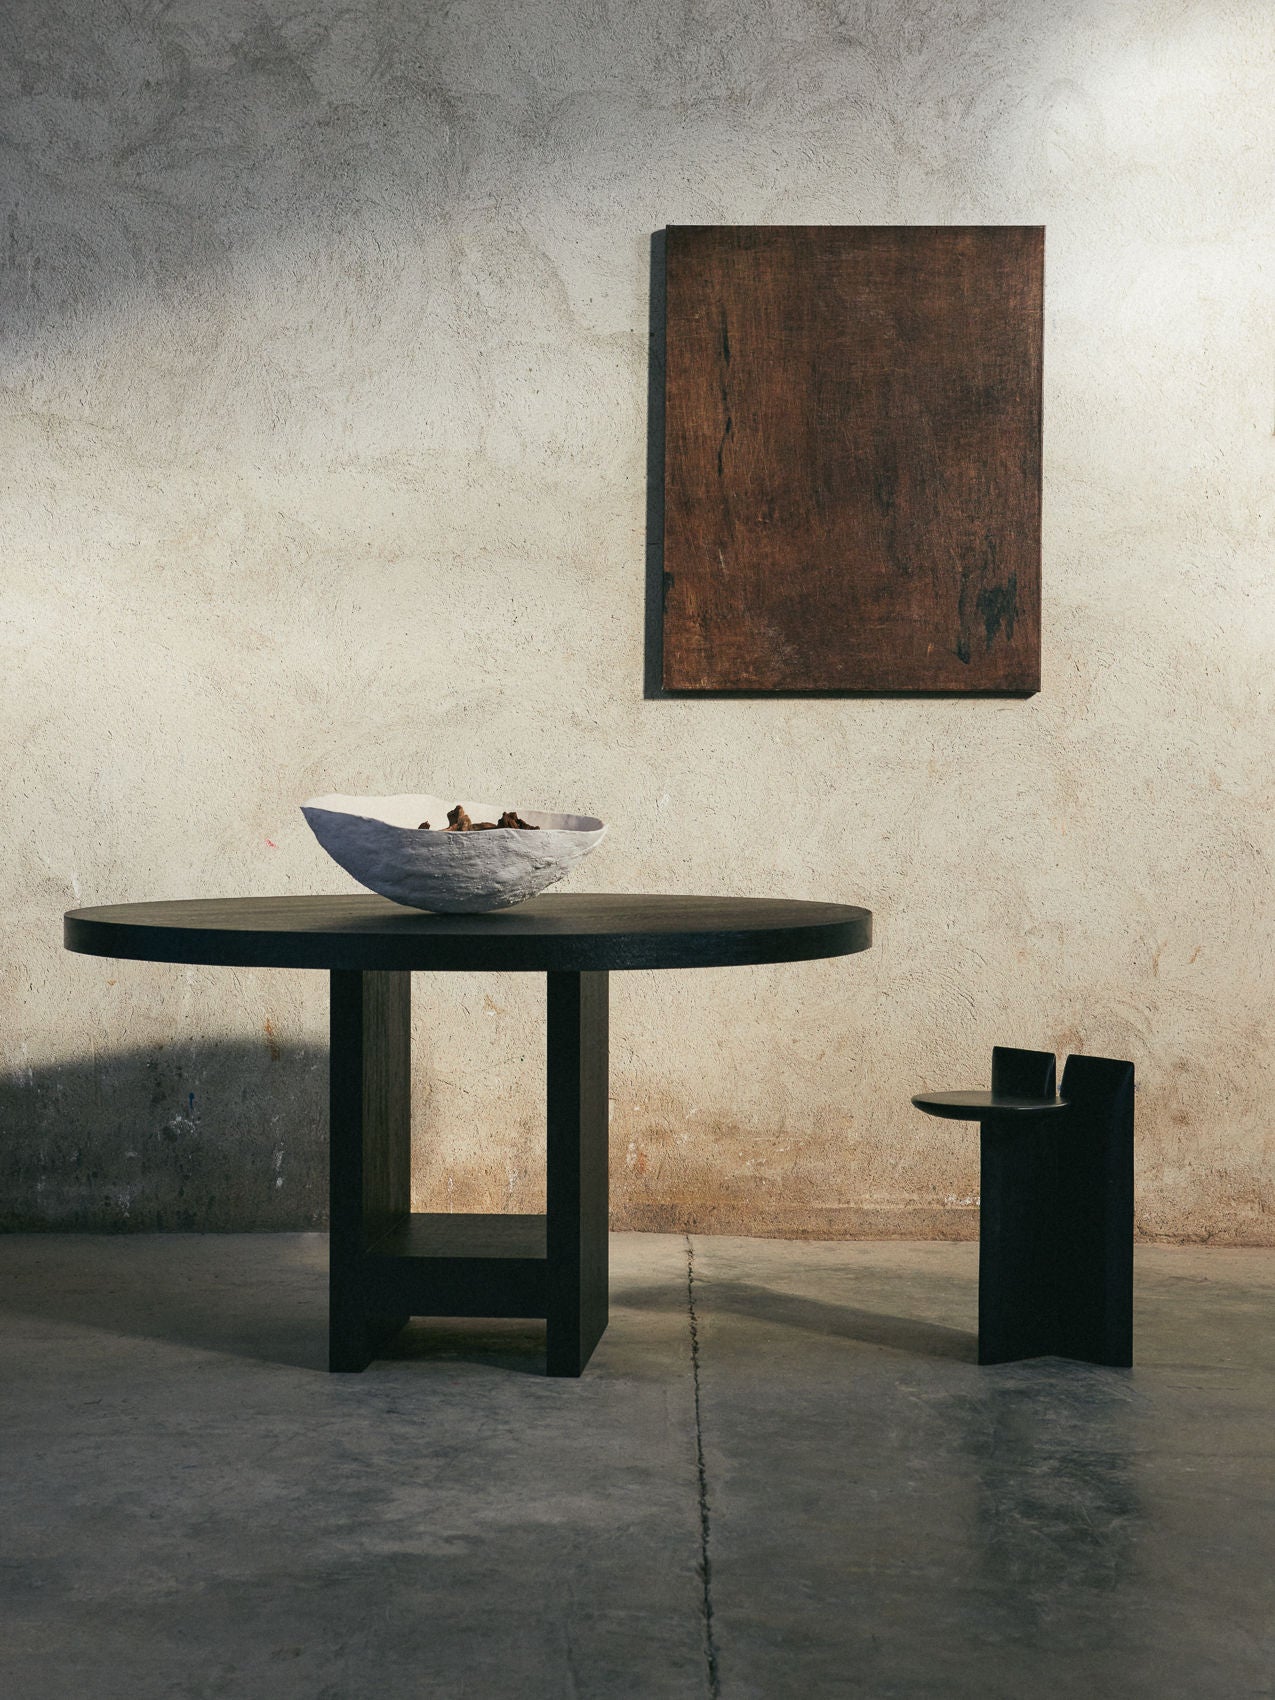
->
xmin=685 ymin=1234 xmax=721 ymax=1699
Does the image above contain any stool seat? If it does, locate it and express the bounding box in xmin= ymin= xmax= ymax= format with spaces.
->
xmin=911 ymin=1090 xmax=1070 ymax=1121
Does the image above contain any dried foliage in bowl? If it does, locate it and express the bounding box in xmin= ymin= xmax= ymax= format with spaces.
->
xmin=418 ymin=805 xmax=540 ymax=832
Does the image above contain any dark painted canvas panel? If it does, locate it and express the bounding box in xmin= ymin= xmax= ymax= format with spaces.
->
xmin=661 ymin=225 xmax=1044 ymax=693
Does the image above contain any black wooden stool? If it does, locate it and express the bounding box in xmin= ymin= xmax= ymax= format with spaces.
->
xmin=913 ymin=1047 xmax=1135 ymax=1367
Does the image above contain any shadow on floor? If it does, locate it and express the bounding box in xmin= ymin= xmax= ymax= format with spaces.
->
xmin=0 ymin=1251 xmax=330 ymax=1372
xmin=0 ymin=1236 xmax=561 ymax=1375
xmin=620 ymin=1275 xmax=977 ymax=1362
xmin=381 ymin=1317 xmax=549 ymax=1376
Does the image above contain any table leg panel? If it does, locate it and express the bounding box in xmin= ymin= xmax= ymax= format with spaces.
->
xmin=329 ymin=968 xmax=412 ymax=1371
xmin=545 ymin=971 xmax=610 ymax=1377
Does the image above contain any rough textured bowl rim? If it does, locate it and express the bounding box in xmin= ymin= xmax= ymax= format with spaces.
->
xmin=301 ymin=792 xmax=605 ymax=835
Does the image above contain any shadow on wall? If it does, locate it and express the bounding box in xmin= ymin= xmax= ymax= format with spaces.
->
xmin=0 ymin=1039 xmax=328 ymax=1232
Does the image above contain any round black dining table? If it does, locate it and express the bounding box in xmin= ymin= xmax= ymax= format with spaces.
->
xmin=65 ymin=892 xmax=872 ymax=1375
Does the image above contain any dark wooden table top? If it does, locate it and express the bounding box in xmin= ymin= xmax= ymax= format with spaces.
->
xmin=63 ymin=893 xmax=872 ymax=974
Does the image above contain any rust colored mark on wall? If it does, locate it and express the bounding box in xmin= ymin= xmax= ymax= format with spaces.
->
xmin=264 ymin=1019 xmax=281 ymax=1062
xmin=661 ymin=225 xmax=1044 ymax=693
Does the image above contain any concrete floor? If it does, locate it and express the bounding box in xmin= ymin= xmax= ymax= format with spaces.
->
xmin=2 ymin=1235 xmax=1274 ymax=1699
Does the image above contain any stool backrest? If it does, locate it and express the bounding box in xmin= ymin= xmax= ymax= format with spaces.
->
xmin=1058 ymin=1053 xmax=1135 ymax=1117
xmin=990 ymin=1045 xmax=1056 ymax=1100
xmin=1055 ymin=1051 xmax=1135 ymax=1365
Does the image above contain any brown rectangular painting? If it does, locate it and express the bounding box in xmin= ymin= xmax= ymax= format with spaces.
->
xmin=661 ymin=225 xmax=1044 ymax=693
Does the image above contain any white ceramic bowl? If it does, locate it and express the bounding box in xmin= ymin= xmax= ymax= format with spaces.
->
xmin=301 ymin=793 xmax=607 ymax=913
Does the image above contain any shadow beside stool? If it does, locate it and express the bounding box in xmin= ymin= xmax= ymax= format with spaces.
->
xmin=913 ymin=1046 xmax=1135 ymax=1367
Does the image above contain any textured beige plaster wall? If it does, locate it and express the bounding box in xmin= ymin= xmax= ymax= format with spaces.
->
xmin=3 ymin=1 xmax=1273 ymax=1239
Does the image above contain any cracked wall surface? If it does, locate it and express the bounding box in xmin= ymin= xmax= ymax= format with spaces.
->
xmin=3 ymin=0 xmax=1273 ymax=1239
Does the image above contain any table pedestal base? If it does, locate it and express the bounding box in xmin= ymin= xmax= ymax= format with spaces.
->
xmin=328 ymin=969 xmax=609 ymax=1377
